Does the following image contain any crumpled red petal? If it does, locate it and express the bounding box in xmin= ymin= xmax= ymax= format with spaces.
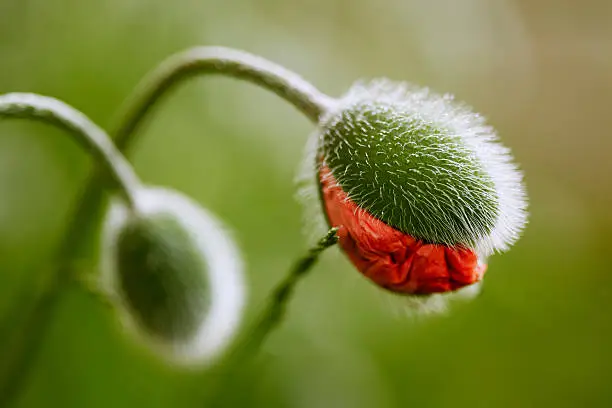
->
xmin=319 ymin=165 xmax=486 ymax=295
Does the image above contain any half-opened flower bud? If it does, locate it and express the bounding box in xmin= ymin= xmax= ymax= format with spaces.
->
xmin=100 ymin=187 xmax=245 ymax=365
xmin=299 ymin=79 xmax=527 ymax=300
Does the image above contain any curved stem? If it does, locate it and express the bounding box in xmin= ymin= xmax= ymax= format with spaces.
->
xmin=0 ymin=94 xmax=141 ymax=406
xmin=0 ymin=47 xmax=334 ymax=406
xmin=112 ymin=46 xmax=334 ymax=149
xmin=0 ymin=93 xmax=141 ymax=207
xmin=63 ymin=46 xmax=336 ymax=260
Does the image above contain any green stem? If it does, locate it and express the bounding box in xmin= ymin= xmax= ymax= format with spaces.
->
xmin=0 ymin=94 xmax=141 ymax=406
xmin=64 ymin=46 xmax=336 ymax=261
xmin=0 ymin=46 xmax=334 ymax=406
xmin=0 ymin=93 xmax=141 ymax=207
xmin=105 ymin=46 xmax=335 ymax=357
xmin=237 ymin=228 xmax=338 ymax=358
xmin=112 ymin=45 xmax=334 ymax=146
xmin=0 ymin=274 xmax=63 ymax=406
xmin=204 ymin=229 xmax=338 ymax=406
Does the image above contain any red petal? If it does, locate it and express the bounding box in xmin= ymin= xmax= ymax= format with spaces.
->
xmin=319 ymin=165 xmax=486 ymax=295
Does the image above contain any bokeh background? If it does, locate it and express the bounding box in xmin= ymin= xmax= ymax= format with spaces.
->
xmin=1 ymin=0 xmax=612 ymax=406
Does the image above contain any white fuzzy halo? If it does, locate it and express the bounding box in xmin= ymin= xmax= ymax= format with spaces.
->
xmin=100 ymin=186 xmax=245 ymax=367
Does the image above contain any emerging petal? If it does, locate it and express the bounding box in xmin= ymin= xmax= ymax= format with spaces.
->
xmin=320 ymin=165 xmax=486 ymax=295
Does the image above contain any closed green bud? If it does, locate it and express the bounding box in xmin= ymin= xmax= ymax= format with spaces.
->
xmin=114 ymin=212 xmax=209 ymax=343
xmin=100 ymin=187 xmax=244 ymax=365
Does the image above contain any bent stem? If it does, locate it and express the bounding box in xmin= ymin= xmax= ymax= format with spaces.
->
xmin=105 ymin=45 xmax=336 ymax=360
xmin=64 ymin=45 xmax=336 ymax=261
xmin=0 ymin=93 xmax=140 ymax=207
xmin=0 ymin=46 xmax=334 ymax=406
xmin=113 ymin=45 xmax=334 ymax=145
xmin=237 ymin=228 xmax=339 ymax=359
xmin=0 ymin=93 xmax=141 ymax=406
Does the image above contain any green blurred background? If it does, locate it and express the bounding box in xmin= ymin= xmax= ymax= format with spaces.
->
xmin=1 ymin=0 xmax=612 ymax=406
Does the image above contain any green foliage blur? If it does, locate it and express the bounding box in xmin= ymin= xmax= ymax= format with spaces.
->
xmin=1 ymin=0 xmax=611 ymax=406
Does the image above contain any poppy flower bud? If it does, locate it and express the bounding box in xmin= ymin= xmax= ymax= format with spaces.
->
xmin=299 ymin=79 xmax=527 ymax=301
xmin=100 ymin=187 xmax=245 ymax=365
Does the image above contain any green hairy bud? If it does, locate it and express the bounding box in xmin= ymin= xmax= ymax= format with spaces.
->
xmin=313 ymin=79 xmax=527 ymax=255
xmin=100 ymin=187 xmax=245 ymax=365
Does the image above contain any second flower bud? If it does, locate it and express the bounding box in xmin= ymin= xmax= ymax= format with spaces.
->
xmin=100 ymin=187 xmax=245 ymax=366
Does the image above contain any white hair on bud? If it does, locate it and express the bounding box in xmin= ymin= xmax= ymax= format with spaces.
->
xmin=100 ymin=187 xmax=245 ymax=367
xmin=382 ymin=281 xmax=483 ymax=317
xmin=321 ymin=79 xmax=528 ymax=257
xmin=295 ymin=128 xmax=332 ymax=245
xmin=296 ymin=79 xmax=526 ymax=312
